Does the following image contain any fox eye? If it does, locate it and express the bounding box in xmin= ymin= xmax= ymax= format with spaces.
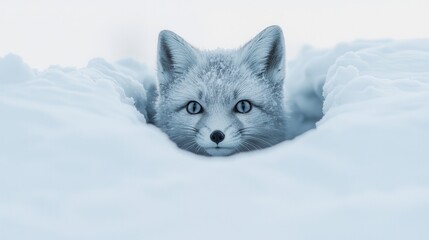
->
xmin=186 ymin=101 xmax=203 ymax=114
xmin=234 ymin=100 xmax=252 ymax=113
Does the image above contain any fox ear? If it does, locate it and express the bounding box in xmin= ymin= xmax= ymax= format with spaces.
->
xmin=157 ymin=30 xmax=198 ymax=87
xmin=239 ymin=25 xmax=285 ymax=86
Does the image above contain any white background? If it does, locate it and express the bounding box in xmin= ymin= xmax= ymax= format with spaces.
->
xmin=1 ymin=0 xmax=428 ymax=69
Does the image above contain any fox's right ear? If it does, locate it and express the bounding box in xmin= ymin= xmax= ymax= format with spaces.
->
xmin=157 ymin=30 xmax=198 ymax=87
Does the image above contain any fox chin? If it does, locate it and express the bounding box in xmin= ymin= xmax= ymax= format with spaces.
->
xmin=154 ymin=25 xmax=287 ymax=156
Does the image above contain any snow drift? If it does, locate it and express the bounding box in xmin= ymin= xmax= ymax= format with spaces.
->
xmin=1 ymin=39 xmax=429 ymax=240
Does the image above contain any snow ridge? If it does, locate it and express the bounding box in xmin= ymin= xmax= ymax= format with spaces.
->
xmin=1 ymin=39 xmax=429 ymax=240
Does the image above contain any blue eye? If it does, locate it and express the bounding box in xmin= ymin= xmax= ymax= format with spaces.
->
xmin=186 ymin=101 xmax=203 ymax=114
xmin=235 ymin=100 xmax=252 ymax=113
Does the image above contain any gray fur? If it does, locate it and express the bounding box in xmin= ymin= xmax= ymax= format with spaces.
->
xmin=155 ymin=26 xmax=287 ymax=156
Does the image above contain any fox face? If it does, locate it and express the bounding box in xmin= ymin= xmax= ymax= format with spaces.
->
xmin=155 ymin=26 xmax=287 ymax=156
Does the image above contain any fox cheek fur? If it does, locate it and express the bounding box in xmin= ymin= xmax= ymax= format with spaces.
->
xmin=154 ymin=25 xmax=287 ymax=156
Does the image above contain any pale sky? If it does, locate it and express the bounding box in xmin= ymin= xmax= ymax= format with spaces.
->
xmin=1 ymin=0 xmax=428 ymax=70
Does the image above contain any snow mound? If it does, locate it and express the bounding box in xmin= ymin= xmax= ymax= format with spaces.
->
xmin=1 ymin=39 xmax=429 ymax=240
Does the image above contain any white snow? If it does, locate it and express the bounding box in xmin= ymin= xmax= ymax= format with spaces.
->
xmin=1 ymin=39 xmax=429 ymax=240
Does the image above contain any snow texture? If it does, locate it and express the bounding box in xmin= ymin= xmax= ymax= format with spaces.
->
xmin=1 ymin=39 xmax=429 ymax=239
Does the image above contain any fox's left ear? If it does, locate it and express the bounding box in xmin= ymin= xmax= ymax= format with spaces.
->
xmin=239 ymin=25 xmax=285 ymax=87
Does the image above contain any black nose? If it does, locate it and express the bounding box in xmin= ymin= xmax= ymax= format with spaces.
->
xmin=210 ymin=130 xmax=225 ymax=144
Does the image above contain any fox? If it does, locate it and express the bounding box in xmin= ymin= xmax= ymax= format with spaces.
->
xmin=154 ymin=25 xmax=287 ymax=156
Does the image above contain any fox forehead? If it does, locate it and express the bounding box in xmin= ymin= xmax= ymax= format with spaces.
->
xmin=164 ymin=52 xmax=279 ymax=106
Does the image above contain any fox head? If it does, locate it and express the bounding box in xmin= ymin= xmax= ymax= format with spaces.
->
xmin=155 ymin=26 xmax=287 ymax=156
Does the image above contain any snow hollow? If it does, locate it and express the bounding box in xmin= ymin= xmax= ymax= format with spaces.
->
xmin=1 ymin=39 xmax=429 ymax=240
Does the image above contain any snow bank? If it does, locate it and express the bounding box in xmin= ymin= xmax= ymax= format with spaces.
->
xmin=1 ymin=39 xmax=429 ymax=240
